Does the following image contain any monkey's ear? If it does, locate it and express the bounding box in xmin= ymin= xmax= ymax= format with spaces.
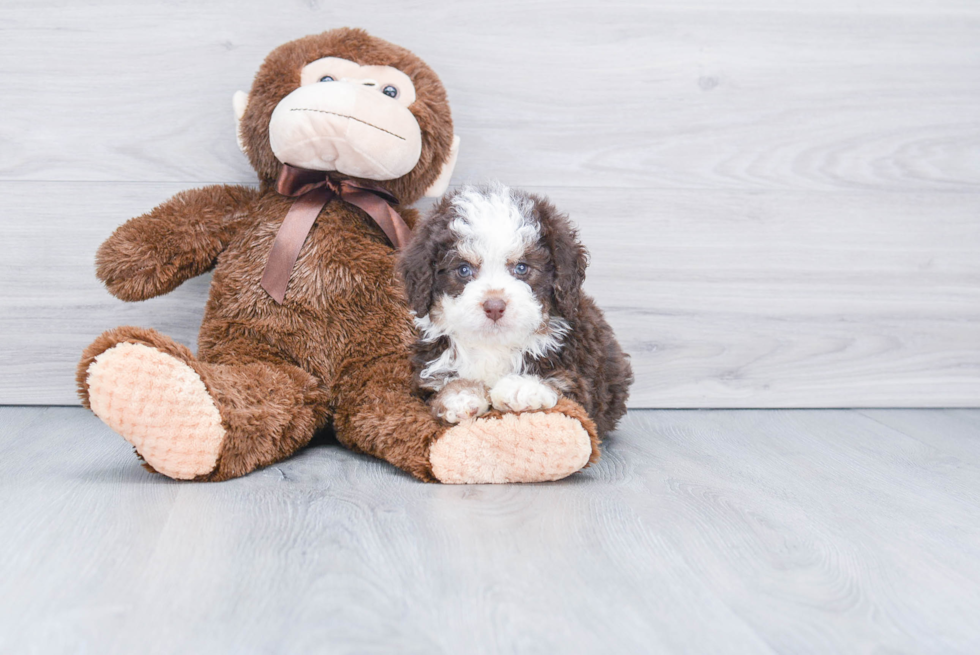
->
xmin=233 ymin=90 xmax=249 ymax=154
xmin=423 ymin=135 xmax=460 ymax=198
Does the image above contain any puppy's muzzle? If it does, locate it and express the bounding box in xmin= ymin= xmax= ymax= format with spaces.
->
xmin=483 ymin=298 xmax=507 ymax=322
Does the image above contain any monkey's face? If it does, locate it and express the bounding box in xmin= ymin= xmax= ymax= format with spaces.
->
xmin=268 ymin=57 xmax=423 ymax=180
xmin=235 ymin=29 xmax=458 ymax=204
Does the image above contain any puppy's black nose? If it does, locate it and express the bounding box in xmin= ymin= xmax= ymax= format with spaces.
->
xmin=483 ymin=298 xmax=507 ymax=322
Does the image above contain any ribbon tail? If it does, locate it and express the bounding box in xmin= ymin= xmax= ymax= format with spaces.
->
xmin=260 ymin=187 xmax=333 ymax=304
xmin=343 ymin=191 xmax=412 ymax=249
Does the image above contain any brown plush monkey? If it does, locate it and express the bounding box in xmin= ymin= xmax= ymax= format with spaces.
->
xmin=77 ymin=28 xmax=600 ymax=484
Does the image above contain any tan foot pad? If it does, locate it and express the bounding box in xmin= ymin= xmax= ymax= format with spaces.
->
xmin=431 ymin=410 xmax=592 ymax=484
xmin=86 ymin=342 xmax=225 ymax=480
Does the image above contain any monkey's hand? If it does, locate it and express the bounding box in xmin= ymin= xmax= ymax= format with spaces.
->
xmin=97 ymin=185 xmax=258 ymax=301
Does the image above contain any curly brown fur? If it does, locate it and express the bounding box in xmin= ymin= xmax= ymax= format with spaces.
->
xmin=399 ymin=185 xmax=633 ymax=438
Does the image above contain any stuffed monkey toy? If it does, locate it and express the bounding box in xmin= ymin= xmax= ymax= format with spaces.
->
xmin=77 ymin=28 xmax=600 ymax=484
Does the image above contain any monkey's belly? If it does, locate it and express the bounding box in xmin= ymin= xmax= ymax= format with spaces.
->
xmin=197 ymin=211 xmax=409 ymax=381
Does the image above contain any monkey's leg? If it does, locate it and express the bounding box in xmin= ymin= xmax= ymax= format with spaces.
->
xmin=331 ymin=348 xmax=600 ymax=484
xmin=78 ymin=326 xmax=330 ymax=481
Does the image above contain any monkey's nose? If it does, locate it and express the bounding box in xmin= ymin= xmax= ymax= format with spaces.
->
xmin=483 ymin=298 xmax=507 ymax=322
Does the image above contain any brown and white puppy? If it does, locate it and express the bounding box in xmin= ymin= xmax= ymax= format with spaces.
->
xmin=399 ymin=184 xmax=633 ymax=438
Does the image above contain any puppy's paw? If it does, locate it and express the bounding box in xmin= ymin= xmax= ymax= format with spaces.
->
xmin=490 ymin=374 xmax=559 ymax=413
xmin=431 ymin=379 xmax=491 ymax=424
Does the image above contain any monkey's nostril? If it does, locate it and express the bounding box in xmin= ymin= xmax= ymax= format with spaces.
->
xmin=483 ymin=299 xmax=507 ymax=322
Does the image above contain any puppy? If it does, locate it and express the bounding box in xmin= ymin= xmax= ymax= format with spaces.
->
xmin=398 ymin=184 xmax=632 ymax=438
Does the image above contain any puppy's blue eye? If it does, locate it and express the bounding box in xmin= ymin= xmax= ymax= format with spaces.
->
xmin=382 ymin=85 xmax=398 ymax=98
xmin=319 ymin=75 xmax=335 ymax=82
xmin=457 ymin=263 xmax=473 ymax=278
xmin=514 ymin=263 xmax=529 ymax=276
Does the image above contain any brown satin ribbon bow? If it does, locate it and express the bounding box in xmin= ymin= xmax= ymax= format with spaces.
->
xmin=260 ymin=164 xmax=412 ymax=304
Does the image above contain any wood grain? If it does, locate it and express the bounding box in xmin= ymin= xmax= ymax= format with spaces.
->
xmin=1 ymin=0 xmax=978 ymax=406
xmin=2 ymin=407 xmax=979 ymax=653
xmin=0 ymin=1 xmax=977 ymax=191
xmin=2 ymin=182 xmax=977 ymax=406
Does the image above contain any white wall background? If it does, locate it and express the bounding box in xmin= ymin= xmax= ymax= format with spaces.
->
xmin=1 ymin=0 xmax=978 ymax=407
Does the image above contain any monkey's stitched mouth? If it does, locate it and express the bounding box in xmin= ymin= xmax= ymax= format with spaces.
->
xmin=290 ymin=108 xmax=406 ymax=141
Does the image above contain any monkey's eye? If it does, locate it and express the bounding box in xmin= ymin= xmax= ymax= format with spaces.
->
xmin=514 ymin=262 xmax=530 ymax=276
xmin=382 ymin=85 xmax=398 ymax=98
xmin=456 ymin=263 xmax=474 ymax=279
xmin=319 ymin=75 xmax=335 ymax=82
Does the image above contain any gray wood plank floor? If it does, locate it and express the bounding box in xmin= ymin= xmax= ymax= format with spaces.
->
xmin=2 ymin=407 xmax=979 ymax=654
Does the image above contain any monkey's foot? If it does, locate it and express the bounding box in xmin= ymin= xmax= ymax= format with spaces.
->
xmin=429 ymin=399 xmax=600 ymax=484
xmin=86 ymin=342 xmax=225 ymax=480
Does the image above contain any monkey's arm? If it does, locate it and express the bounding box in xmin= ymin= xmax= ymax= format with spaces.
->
xmin=97 ymin=185 xmax=259 ymax=301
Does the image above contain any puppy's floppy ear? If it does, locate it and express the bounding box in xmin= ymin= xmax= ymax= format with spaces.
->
xmin=399 ymin=199 xmax=452 ymax=317
xmin=535 ymin=195 xmax=589 ymax=319
xmin=399 ymin=233 xmax=436 ymax=317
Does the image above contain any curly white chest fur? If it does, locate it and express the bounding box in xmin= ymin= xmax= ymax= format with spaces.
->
xmin=414 ymin=314 xmax=568 ymax=391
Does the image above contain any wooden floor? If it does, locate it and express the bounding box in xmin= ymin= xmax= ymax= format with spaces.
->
xmin=2 ymin=408 xmax=979 ymax=653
